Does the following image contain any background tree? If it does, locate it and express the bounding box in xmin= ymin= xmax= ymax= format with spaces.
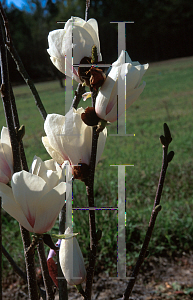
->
xmin=2 ymin=0 xmax=193 ymax=83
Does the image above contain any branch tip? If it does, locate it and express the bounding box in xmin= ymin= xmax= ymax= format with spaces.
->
xmin=164 ymin=123 xmax=172 ymax=144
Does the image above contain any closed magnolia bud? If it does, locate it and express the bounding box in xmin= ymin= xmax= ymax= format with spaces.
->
xmin=59 ymin=227 xmax=86 ymax=286
xmin=95 ymin=50 xmax=149 ymax=123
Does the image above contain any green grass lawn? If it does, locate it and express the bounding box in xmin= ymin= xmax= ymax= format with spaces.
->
xmin=1 ymin=56 xmax=193 ymax=277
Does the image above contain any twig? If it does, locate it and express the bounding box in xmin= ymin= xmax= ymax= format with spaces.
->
xmin=20 ymin=226 xmax=39 ymax=299
xmin=59 ymin=204 xmax=66 ymax=237
xmin=122 ymin=123 xmax=174 ymax=300
xmin=85 ymin=0 xmax=90 ymax=22
xmin=9 ymin=83 xmax=28 ymax=171
xmin=2 ymin=244 xmax=27 ymax=282
xmin=71 ymin=83 xmax=86 ymax=110
xmin=0 ymin=3 xmax=47 ymax=121
xmin=37 ymin=239 xmax=55 ymax=300
xmin=84 ymin=90 xmax=99 ymax=300
xmin=76 ymin=284 xmax=86 ymax=298
xmin=0 ymin=22 xmax=21 ymax=173
xmin=2 ymin=244 xmax=46 ymax=299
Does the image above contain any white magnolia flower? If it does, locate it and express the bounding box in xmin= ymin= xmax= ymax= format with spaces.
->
xmin=0 ymin=127 xmax=13 ymax=184
xmin=42 ymin=107 xmax=107 ymax=166
xmin=0 ymin=157 xmax=66 ymax=234
xmin=95 ymin=50 xmax=149 ymax=122
xmin=47 ymin=17 xmax=102 ymax=83
xmin=59 ymin=227 xmax=86 ymax=286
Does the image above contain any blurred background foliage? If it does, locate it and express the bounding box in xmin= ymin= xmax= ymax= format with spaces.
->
xmin=1 ymin=0 xmax=193 ymax=84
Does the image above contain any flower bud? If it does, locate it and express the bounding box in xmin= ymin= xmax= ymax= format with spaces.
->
xmin=59 ymin=227 xmax=86 ymax=286
xmin=95 ymin=50 xmax=149 ymax=122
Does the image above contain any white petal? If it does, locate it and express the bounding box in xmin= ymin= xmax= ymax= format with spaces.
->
xmin=1 ymin=127 xmax=13 ymax=173
xmin=95 ymin=75 xmax=117 ymax=120
xmin=134 ymin=63 xmax=149 ymax=88
xmin=96 ymin=128 xmax=107 ymax=164
xmin=0 ymin=153 xmax=12 ymax=183
xmin=34 ymin=182 xmax=66 ymax=233
xmin=44 ymin=113 xmax=71 ymax=162
xmin=36 ymin=160 xmax=61 ymax=189
xmin=42 ymin=136 xmax=66 ymax=165
xmin=0 ymin=183 xmax=33 ymax=232
xmin=84 ymin=18 xmax=102 ymax=60
xmin=29 ymin=155 xmax=41 ymax=175
xmin=0 ymin=169 xmax=10 ymax=184
xmin=112 ymin=50 xmax=125 ymax=67
xmin=43 ymin=159 xmax=61 ymax=172
xmin=11 ymin=171 xmax=47 ymax=228
xmin=63 ymin=108 xmax=92 ymax=165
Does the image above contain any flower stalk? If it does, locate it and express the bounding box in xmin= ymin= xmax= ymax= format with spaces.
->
xmin=37 ymin=239 xmax=55 ymax=300
xmin=84 ymin=90 xmax=99 ymax=300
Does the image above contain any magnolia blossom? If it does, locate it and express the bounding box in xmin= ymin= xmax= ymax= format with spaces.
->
xmin=0 ymin=127 xmax=13 ymax=184
xmin=42 ymin=107 xmax=107 ymax=166
xmin=0 ymin=157 xmax=66 ymax=234
xmin=59 ymin=227 xmax=86 ymax=286
xmin=95 ymin=50 xmax=149 ymax=122
xmin=47 ymin=17 xmax=102 ymax=83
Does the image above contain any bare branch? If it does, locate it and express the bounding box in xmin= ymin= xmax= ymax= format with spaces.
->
xmin=123 ymin=123 xmax=174 ymax=300
xmin=0 ymin=3 xmax=47 ymax=121
xmin=37 ymin=239 xmax=55 ymax=300
xmin=85 ymin=0 xmax=90 ymax=22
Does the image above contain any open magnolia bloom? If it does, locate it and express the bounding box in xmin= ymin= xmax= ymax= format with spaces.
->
xmin=0 ymin=158 xmax=66 ymax=234
xmin=0 ymin=127 xmax=13 ymax=184
xmin=59 ymin=227 xmax=86 ymax=286
xmin=47 ymin=17 xmax=102 ymax=83
xmin=95 ymin=50 xmax=149 ymax=122
xmin=42 ymin=107 xmax=107 ymax=167
xmin=30 ymin=156 xmax=72 ymax=199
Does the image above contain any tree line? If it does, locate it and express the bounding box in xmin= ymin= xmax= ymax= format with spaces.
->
xmin=2 ymin=0 xmax=193 ymax=83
